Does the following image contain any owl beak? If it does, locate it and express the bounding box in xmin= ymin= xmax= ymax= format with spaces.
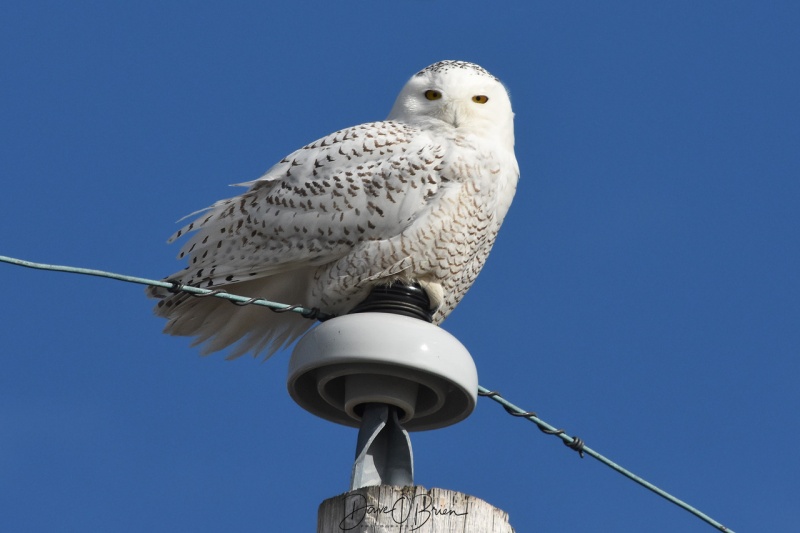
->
xmin=444 ymin=102 xmax=463 ymax=128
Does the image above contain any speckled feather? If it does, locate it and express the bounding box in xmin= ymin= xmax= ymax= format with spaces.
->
xmin=148 ymin=60 xmax=519 ymax=358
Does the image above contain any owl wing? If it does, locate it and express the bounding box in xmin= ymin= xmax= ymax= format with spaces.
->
xmin=153 ymin=120 xmax=448 ymax=293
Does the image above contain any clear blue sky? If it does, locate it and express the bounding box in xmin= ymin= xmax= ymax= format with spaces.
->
xmin=2 ymin=1 xmax=798 ymax=531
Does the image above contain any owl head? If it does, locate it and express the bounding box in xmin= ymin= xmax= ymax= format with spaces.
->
xmin=388 ymin=60 xmax=515 ymax=148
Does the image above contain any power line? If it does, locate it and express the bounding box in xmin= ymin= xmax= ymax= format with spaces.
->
xmin=0 ymin=254 xmax=733 ymax=532
xmin=477 ymin=387 xmax=732 ymax=532
xmin=0 ymin=254 xmax=333 ymax=320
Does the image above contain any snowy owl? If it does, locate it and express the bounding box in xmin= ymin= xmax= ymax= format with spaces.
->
xmin=148 ymin=60 xmax=519 ymax=358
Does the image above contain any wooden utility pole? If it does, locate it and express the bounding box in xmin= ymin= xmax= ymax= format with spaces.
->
xmin=317 ymin=485 xmax=514 ymax=533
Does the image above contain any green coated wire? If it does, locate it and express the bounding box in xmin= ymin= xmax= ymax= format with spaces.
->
xmin=0 ymin=254 xmax=333 ymax=320
xmin=1 ymin=253 xmax=732 ymax=531
xmin=477 ymin=386 xmax=733 ymax=532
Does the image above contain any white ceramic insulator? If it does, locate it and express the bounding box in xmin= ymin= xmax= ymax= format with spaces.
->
xmin=287 ymin=313 xmax=477 ymax=431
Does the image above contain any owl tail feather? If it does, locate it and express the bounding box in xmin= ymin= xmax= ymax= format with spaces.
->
xmin=148 ymin=270 xmax=318 ymax=359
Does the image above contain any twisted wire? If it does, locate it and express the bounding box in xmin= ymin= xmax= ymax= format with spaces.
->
xmin=478 ymin=389 xmax=585 ymax=457
xmin=1 ymin=255 xmax=334 ymax=321
xmin=477 ymin=386 xmax=731 ymax=532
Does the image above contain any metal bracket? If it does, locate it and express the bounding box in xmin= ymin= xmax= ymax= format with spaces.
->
xmin=351 ymin=403 xmax=413 ymax=489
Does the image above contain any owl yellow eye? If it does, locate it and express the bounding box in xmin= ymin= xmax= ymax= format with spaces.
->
xmin=472 ymin=95 xmax=489 ymax=104
xmin=424 ymin=89 xmax=442 ymax=100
